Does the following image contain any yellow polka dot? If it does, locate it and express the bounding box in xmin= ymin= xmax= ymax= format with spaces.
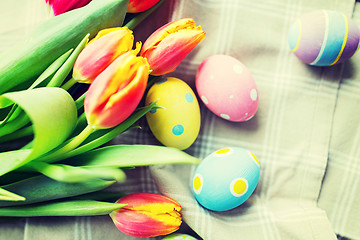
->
xmin=193 ymin=174 xmax=203 ymax=194
xmin=230 ymin=178 xmax=248 ymax=197
xmin=193 ymin=176 xmax=202 ymax=191
xmin=216 ymin=148 xmax=231 ymax=155
xmin=233 ymin=180 xmax=247 ymax=195
xmin=250 ymin=152 xmax=260 ymax=165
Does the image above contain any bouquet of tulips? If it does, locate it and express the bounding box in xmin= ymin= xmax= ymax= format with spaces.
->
xmin=0 ymin=0 xmax=205 ymax=237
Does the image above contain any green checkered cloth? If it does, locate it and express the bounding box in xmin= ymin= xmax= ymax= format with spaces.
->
xmin=0 ymin=0 xmax=359 ymax=239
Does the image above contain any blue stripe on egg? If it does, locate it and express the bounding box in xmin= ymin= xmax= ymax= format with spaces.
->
xmin=288 ymin=19 xmax=301 ymax=52
xmin=310 ymin=11 xmax=348 ymax=66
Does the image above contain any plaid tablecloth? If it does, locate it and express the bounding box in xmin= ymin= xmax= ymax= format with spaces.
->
xmin=0 ymin=0 xmax=360 ymax=239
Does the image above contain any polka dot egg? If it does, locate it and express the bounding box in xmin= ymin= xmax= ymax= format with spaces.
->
xmin=196 ymin=55 xmax=258 ymax=122
xmin=193 ymin=147 xmax=260 ymax=211
xmin=288 ymin=10 xmax=360 ymax=66
xmin=145 ymin=77 xmax=201 ymax=150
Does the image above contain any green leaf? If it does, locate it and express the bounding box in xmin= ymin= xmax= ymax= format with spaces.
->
xmin=37 ymin=102 xmax=158 ymax=164
xmin=0 ymin=175 xmax=114 ymax=207
xmin=0 ymin=200 xmax=126 ymax=217
xmin=29 ymin=49 xmax=73 ymax=89
xmin=0 ymin=110 xmax=30 ymax=137
xmin=29 ymin=161 xmax=126 ymax=183
xmin=66 ymin=144 xmax=200 ymax=168
xmin=0 ymin=49 xmax=73 ymax=132
xmin=0 ymin=88 xmax=77 ymax=176
xmin=0 ymin=188 xmax=25 ymax=202
xmin=47 ymin=34 xmax=89 ymax=88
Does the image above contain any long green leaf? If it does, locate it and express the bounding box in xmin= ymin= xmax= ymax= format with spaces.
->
xmin=0 ymin=112 xmax=29 ymax=137
xmin=0 ymin=200 xmax=126 ymax=217
xmin=67 ymin=144 xmax=200 ymax=168
xmin=0 ymin=188 xmax=25 ymax=202
xmin=0 ymin=175 xmax=114 ymax=207
xmin=28 ymin=161 xmax=126 ymax=183
xmin=0 ymin=0 xmax=130 ymax=95
xmin=29 ymin=49 xmax=73 ymax=89
xmin=36 ymin=102 xmax=158 ymax=164
xmin=0 ymin=49 xmax=73 ymax=131
xmin=0 ymin=88 xmax=77 ymax=176
xmin=47 ymin=34 xmax=89 ymax=87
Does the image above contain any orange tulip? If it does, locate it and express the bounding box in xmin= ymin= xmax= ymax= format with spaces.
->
xmin=140 ymin=18 xmax=205 ymax=76
xmin=73 ymin=27 xmax=134 ymax=84
xmin=84 ymin=47 xmax=149 ymax=129
xmin=110 ymin=193 xmax=182 ymax=237
xmin=127 ymin=0 xmax=160 ymax=13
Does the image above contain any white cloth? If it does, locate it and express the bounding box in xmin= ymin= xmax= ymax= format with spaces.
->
xmin=0 ymin=0 xmax=359 ymax=239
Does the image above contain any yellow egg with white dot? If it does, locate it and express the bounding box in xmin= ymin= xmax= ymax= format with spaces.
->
xmin=192 ymin=147 xmax=260 ymax=211
xmin=145 ymin=77 xmax=201 ymax=150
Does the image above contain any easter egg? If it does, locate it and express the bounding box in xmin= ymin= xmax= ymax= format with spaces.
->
xmin=162 ymin=233 xmax=199 ymax=240
xmin=145 ymin=77 xmax=201 ymax=150
xmin=192 ymin=147 xmax=260 ymax=211
xmin=288 ymin=10 xmax=360 ymax=66
xmin=195 ymin=55 xmax=258 ymax=122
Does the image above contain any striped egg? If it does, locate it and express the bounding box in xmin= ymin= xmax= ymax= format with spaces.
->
xmin=288 ymin=10 xmax=360 ymax=66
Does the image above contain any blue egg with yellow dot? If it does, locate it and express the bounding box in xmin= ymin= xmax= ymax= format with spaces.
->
xmin=145 ymin=77 xmax=201 ymax=150
xmin=193 ymin=147 xmax=260 ymax=211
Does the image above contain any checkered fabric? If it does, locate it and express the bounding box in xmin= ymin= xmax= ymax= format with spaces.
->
xmin=0 ymin=0 xmax=359 ymax=239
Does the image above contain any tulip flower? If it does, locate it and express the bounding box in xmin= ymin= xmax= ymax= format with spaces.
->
xmin=110 ymin=193 xmax=182 ymax=237
xmin=127 ymin=0 xmax=160 ymax=13
xmin=84 ymin=47 xmax=149 ymax=129
xmin=73 ymin=27 xmax=135 ymax=84
xmin=140 ymin=18 xmax=205 ymax=76
xmin=45 ymin=0 xmax=92 ymax=16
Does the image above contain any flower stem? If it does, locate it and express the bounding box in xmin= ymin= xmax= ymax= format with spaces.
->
xmin=62 ymin=77 xmax=77 ymax=90
xmin=35 ymin=124 xmax=95 ymax=163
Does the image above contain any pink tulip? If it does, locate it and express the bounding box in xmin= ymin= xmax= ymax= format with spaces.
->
xmin=127 ymin=0 xmax=160 ymax=13
xmin=84 ymin=48 xmax=149 ymax=129
xmin=45 ymin=0 xmax=92 ymax=16
xmin=73 ymin=27 xmax=135 ymax=84
xmin=110 ymin=193 xmax=182 ymax=237
xmin=140 ymin=18 xmax=206 ymax=76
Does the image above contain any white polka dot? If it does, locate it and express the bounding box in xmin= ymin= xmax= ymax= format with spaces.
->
xmin=246 ymin=115 xmax=254 ymax=121
xmin=245 ymin=112 xmax=248 ymax=116
xmin=233 ymin=64 xmax=243 ymax=74
xmin=229 ymin=95 xmax=234 ymax=99
xmin=250 ymin=89 xmax=257 ymax=101
xmin=220 ymin=114 xmax=230 ymax=120
xmin=201 ymin=96 xmax=208 ymax=104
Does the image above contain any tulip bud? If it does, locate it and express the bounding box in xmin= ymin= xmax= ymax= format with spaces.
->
xmin=140 ymin=18 xmax=205 ymax=76
xmin=127 ymin=0 xmax=160 ymax=13
xmin=110 ymin=193 xmax=182 ymax=237
xmin=46 ymin=0 xmax=92 ymax=16
xmin=73 ymin=27 xmax=135 ymax=84
xmin=84 ymin=46 xmax=149 ymax=129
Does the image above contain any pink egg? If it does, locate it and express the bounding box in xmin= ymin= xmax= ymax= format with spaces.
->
xmin=195 ymin=55 xmax=258 ymax=122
